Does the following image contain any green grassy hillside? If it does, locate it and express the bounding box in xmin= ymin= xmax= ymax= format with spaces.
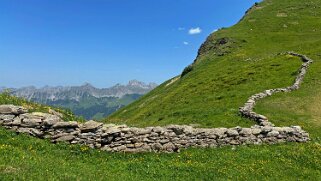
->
xmin=2 ymin=92 xmax=319 ymax=180
xmin=1 ymin=0 xmax=321 ymax=180
xmin=107 ymin=0 xmax=321 ymax=131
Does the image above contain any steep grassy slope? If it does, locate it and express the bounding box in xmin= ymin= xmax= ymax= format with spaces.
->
xmin=107 ymin=0 xmax=321 ymax=131
xmin=1 ymin=0 xmax=321 ymax=180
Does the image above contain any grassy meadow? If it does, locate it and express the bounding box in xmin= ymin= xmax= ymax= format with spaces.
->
xmin=1 ymin=0 xmax=321 ymax=180
xmin=0 ymin=127 xmax=320 ymax=180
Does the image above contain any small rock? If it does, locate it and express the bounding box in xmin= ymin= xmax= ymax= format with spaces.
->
xmin=283 ymin=127 xmax=294 ymax=133
xmin=43 ymin=115 xmax=61 ymax=126
xmin=55 ymin=135 xmax=75 ymax=142
xmin=101 ymin=146 xmax=112 ymax=152
xmin=166 ymin=125 xmax=186 ymax=135
xmin=163 ymin=142 xmax=176 ymax=152
xmin=80 ymin=120 xmax=103 ymax=133
xmin=239 ymin=128 xmax=252 ymax=136
xmin=262 ymin=126 xmax=273 ymax=133
xmin=11 ymin=117 xmax=22 ymax=126
xmin=257 ymin=114 xmax=268 ymax=120
xmin=103 ymin=127 xmax=121 ymax=135
xmin=20 ymin=119 xmax=42 ymax=128
xmin=227 ymin=129 xmax=239 ymax=137
xmin=126 ymin=144 xmax=135 ymax=148
xmin=151 ymin=143 xmax=163 ymax=151
xmin=0 ymin=115 xmax=15 ymax=125
xmin=159 ymin=139 xmax=170 ymax=144
xmin=134 ymin=143 xmax=144 ymax=148
xmin=113 ymin=145 xmax=126 ymax=151
xmin=52 ymin=121 xmax=79 ymax=129
xmin=0 ymin=114 xmax=15 ymax=121
xmin=230 ymin=140 xmax=240 ymax=145
xmin=134 ymin=128 xmax=152 ymax=135
xmin=213 ymin=128 xmax=227 ymax=137
xmin=152 ymin=126 xmax=164 ymax=133
xmin=292 ymin=126 xmax=302 ymax=131
xmin=31 ymin=112 xmax=51 ymax=119
xmin=121 ymin=127 xmax=131 ymax=132
xmin=251 ymin=128 xmax=262 ymax=135
xmin=17 ymin=128 xmax=44 ymax=137
xmin=267 ymin=131 xmax=279 ymax=137
xmin=103 ymin=124 xmax=116 ymax=129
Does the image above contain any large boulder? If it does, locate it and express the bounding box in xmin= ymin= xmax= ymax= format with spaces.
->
xmin=0 ymin=105 xmax=28 ymax=115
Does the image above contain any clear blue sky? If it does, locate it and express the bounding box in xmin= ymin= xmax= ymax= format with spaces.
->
xmin=0 ymin=0 xmax=258 ymax=88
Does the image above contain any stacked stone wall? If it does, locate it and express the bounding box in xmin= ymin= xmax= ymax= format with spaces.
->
xmin=0 ymin=52 xmax=313 ymax=153
xmin=0 ymin=105 xmax=309 ymax=153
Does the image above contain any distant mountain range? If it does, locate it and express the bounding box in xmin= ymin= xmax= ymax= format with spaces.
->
xmin=1 ymin=80 xmax=157 ymax=120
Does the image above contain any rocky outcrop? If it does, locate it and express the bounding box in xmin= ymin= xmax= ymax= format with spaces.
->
xmin=0 ymin=105 xmax=309 ymax=153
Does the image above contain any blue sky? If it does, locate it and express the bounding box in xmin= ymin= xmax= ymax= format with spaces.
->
xmin=0 ymin=0 xmax=258 ymax=88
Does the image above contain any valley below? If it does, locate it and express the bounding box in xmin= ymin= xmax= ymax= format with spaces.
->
xmin=1 ymin=80 xmax=156 ymax=120
xmin=1 ymin=0 xmax=321 ymax=180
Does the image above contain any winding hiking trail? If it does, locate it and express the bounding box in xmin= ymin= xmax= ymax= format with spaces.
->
xmin=239 ymin=52 xmax=314 ymax=126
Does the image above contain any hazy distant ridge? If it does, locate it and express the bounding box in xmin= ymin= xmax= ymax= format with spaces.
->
xmin=2 ymin=80 xmax=157 ymax=102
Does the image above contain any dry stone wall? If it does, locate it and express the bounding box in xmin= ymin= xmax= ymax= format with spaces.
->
xmin=239 ymin=52 xmax=313 ymax=126
xmin=0 ymin=105 xmax=310 ymax=153
xmin=0 ymin=52 xmax=313 ymax=153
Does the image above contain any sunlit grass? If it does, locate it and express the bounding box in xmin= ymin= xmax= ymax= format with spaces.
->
xmin=0 ymin=127 xmax=320 ymax=180
xmin=1 ymin=0 xmax=321 ymax=180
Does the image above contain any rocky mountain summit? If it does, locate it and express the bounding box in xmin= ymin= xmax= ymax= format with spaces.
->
xmin=2 ymin=80 xmax=157 ymax=102
xmin=1 ymin=80 xmax=157 ymax=120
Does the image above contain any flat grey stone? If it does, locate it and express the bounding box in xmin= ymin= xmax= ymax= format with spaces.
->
xmin=53 ymin=121 xmax=79 ymax=129
xmin=55 ymin=135 xmax=75 ymax=142
xmin=0 ymin=105 xmax=28 ymax=115
xmin=80 ymin=120 xmax=103 ymax=132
